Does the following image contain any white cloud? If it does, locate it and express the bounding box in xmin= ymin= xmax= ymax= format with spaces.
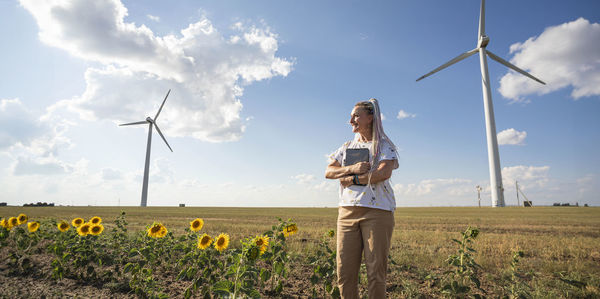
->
xmin=101 ymin=168 xmax=122 ymax=180
xmin=576 ymin=174 xmax=600 ymax=202
xmin=314 ymin=180 xmax=338 ymax=192
xmin=0 ymin=99 xmax=76 ymax=177
xmin=20 ymin=0 xmax=293 ymax=142
xmin=502 ymin=165 xmax=550 ymax=190
xmin=396 ymin=109 xmax=416 ymax=120
xmin=394 ymin=178 xmax=473 ymax=197
xmin=497 ymin=128 xmax=527 ymax=145
xmin=12 ymin=156 xmax=70 ymax=176
xmin=498 ymin=18 xmax=600 ymax=102
xmin=0 ymin=99 xmax=44 ymax=150
xmin=291 ymin=173 xmax=315 ymax=184
xmin=146 ymin=14 xmax=160 ymax=22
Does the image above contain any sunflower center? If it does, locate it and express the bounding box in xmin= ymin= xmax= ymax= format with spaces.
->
xmin=151 ymin=225 xmax=161 ymax=233
xmin=218 ymin=238 xmax=225 ymax=246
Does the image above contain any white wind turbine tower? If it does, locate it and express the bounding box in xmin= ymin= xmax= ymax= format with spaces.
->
xmin=416 ymin=0 xmax=545 ymax=207
xmin=120 ymin=89 xmax=173 ymax=207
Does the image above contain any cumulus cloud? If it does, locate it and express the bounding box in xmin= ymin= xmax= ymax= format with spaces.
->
xmin=101 ymin=168 xmax=123 ymax=180
xmin=20 ymin=0 xmax=293 ymax=142
xmin=576 ymin=174 xmax=600 ymax=201
xmin=146 ymin=14 xmax=160 ymax=22
xmin=0 ymin=98 xmax=76 ymax=177
xmin=394 ymin=178 xmax=473 ymax=197
xmin=396 ymin=109 xmax=416 ymax=120
xmin=12 ymin=156 xmax=70 ymax=176
xmin=497 ymin=128 xmax=527 ymax=145
xmin=498 ymin=18 xmax=600 ymax=102
xmin=0 ymin=98 xmax=43 ymax=150
xmin=502 ymin=165 xmax=550 ymax=190
xmin=291 ymin=173 xmax=315 ymax=184
xmin=314 ymin=180 xmax=338 ymax=192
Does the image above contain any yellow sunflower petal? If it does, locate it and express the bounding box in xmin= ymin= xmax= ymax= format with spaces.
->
xmin=72 ymin=218 xmax=85 ymax=227
xmin=17 ymin=213 xmax=28 ymax=225
xmin=27 ymin=221 xmax=40 ymax=233
xmin=77 ymin=223 xmax=91 ymax=236
xmin=90 ymin=224 xmax=104 ymax=236
xmin=57 ymin=221 xmax=70 ymax=232
xmin=197 ymin=233 xmax=213 ymax=250
xmin=9 ymin=217 xmax=19 ymax=228
xmin=214 ymin=233 xmax=230 ymax=252
xmin=189 ymin=218 xmax=204 ymax=232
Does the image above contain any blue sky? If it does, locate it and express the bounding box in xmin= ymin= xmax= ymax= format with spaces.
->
xmin=1 ymin=0 xmax=599 ymax=207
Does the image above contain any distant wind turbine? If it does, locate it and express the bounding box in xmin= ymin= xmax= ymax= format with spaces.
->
xmin=120 ymin=89 xmax=173 ymax=207
xmin=416 ymin=0 xmax=545 ymax=207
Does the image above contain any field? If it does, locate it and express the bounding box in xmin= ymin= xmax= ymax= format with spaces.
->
xmin=1 ymin=206 xmax=599 ymax=298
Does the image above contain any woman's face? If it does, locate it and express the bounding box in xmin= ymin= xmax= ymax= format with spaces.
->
xmin=349 ymin=106 xmax=373 ymax=134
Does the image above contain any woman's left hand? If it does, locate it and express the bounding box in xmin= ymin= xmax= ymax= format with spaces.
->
xmin=340 ymin=176 xmax=353 ymax=188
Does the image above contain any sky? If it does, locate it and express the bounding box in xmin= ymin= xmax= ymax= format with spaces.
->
xmin=1 ymin=0 xmax=599 ymax=207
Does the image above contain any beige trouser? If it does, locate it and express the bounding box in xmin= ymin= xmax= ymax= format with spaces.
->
xmin=337 ymin=206 xmax=395 ymax=299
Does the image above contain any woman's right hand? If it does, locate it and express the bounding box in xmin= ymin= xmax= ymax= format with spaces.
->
xmin=350 ymin=162 xmax=370 ymax=174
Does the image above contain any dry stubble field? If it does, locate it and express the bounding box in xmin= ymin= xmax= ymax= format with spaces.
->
xmin=1 ymin=206 xmax=599 ymax=298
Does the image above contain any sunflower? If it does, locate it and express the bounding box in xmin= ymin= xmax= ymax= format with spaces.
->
xmin=27 ymin=221 xmax=40 ymax=233
xmin=214 ymin=233 xmax=230 ymax=252
xmin=197 ymin=233 xmax=213 ymax=250
xmin=17 ymin=213 xmax=28 ymax=225
xmin=147 ymin=223 xmax=167 ymax=238
xmin=157 ymin=225 xmax=168 ymax=238
xmin=9 ymin=217 xmax=19 ymax=228
xmin=57 ymin=221 xmax=70 ymax=232
xmin=254 ymin=235 xmax=269 ymax=255
xmin=72 ymin=218 xmax=85 ymax=227
xmin=77 ymin=223 xmax=91 ymax=236
xmin=90 ymin=224 xmax=104 ymax=236
xmin=90 ymin=216 xmax=102 ymax=225
xmin=189 ymin=218 xmax=204 ymax=232
xmin=0 ymin=219 xmax=7 ymax=229
xmin=327 ymin=229 xmax=335 ymax=238
xmin=283 ymin=223 xmax=298 ymax=237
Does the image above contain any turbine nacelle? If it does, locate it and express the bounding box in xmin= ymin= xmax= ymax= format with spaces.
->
xmin=478 ymin=35 xmax=490 ymax=48
xmin=146 ymin=116 xmax=153 ymax=123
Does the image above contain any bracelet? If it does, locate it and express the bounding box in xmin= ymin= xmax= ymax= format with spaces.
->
xmin=353 ymin=174 xmax=359 ymax=185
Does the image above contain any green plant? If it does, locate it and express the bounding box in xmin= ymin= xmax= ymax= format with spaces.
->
xmin=442 ymin=226 xmax=485 ymax=298
xmin=504 ymin=250 xmax=531 ymax=299
xmin=260 ymin=218 xmax=296 ymax=295
xmin=308 ymin=229 xmax=339 ymax=298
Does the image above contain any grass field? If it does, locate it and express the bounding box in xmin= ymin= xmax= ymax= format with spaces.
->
xmin=1 ymin=206 xmax=599 ymax=298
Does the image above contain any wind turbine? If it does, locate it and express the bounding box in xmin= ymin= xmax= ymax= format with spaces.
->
xmin=120 ymin=89 xmax=173 ymax=207
xmin=416 ymin=0 xmax=545 ymax=207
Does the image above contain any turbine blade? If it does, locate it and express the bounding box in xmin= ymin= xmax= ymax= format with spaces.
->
xmin=119 ymin=120 xmax=148 ymax=126
xmin=154 ymin=89 xmax=171 ymax=121
xmin=153 ymin=123 xmax=173 ymax=152
xmin=486 ymin=50 xmax=546 ymax=85
xmin=416 ymin=48 xmax=479 ymax=82
xmin=478 ymin=0 xmax=486 ymax=37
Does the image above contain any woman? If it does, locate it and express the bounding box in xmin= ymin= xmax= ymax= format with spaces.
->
xmin=325 ymin=98 xmax=398 ymax=298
